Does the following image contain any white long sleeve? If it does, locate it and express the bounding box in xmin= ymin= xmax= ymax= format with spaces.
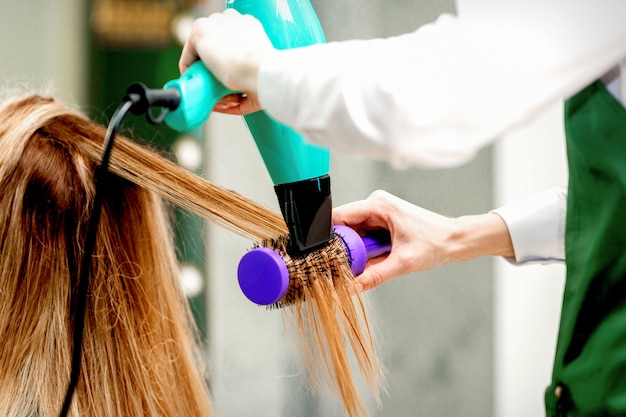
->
xmin=258 ymin=1 xmax=626 ymax=169
xmin=492 ymin=187 xmax=567 ymax=264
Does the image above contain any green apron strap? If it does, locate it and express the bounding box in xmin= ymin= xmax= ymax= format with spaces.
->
xmin=545 ymin=81 xmax=626 ymax=416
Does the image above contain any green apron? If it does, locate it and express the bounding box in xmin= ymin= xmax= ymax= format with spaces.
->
xmin=545 ymin=81 xmax=626 ymax=416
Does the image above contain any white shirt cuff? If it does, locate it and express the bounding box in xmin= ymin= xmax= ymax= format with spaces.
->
xmin=491 ymin=187 xmax=566 ymax=265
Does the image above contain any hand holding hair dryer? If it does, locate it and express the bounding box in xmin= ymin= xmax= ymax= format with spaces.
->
xmin=163 ymin=0 xmax=332 ymax=256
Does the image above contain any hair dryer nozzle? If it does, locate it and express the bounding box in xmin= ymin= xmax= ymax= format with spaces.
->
xmin=275 ymin=175 xmax=333 ymax=255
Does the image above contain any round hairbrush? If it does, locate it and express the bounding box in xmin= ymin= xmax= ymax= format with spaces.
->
xmin=237 ymin=225 xmax=391 ymax=305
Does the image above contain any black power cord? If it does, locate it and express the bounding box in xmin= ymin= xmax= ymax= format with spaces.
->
xmin=57 ymin=84 xmax=179 ymax=417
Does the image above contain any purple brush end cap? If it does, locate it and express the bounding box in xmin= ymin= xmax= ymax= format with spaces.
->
xmin=238 ymin=247 xmax=290 ymax=305
xmin=333 ymin=225 xmax=367 ymax=275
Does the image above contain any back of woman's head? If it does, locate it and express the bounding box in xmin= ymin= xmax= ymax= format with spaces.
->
xmin=0 ymin=94 xmax=384 ymax=417
xmin=0 ymin=94 xmax=214 ymax=417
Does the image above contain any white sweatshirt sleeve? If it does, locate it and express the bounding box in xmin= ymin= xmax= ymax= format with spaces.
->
xmin=258 ymin=1 xmax=626 ymax=169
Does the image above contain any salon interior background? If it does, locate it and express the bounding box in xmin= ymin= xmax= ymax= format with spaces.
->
xmin=0 ymin=0 xmax=568 ymax=416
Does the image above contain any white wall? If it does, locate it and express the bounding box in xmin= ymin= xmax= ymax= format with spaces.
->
xmin=0 ymin=0 xmax=86 ymax=105
xmin=493 ymin=104 xmax=568 ymax=417
xmin=204 ymin=113 xmax=291 ymax=417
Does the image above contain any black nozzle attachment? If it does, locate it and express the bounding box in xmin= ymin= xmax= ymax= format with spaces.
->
xmin=274 ymin=174 xmax=333 ymax=255
xmin=124 ymin=82 xmax=180 ymax=125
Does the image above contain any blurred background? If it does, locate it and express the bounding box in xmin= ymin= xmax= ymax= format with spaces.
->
xmin=0 ymin=0 xmax=568 ymax=415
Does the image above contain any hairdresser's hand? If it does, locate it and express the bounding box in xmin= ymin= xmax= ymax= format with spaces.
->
xmin=179 ymin=9 xmax=277 ymax=115
xmin=333 ymin=190 xmax=514 ymax=292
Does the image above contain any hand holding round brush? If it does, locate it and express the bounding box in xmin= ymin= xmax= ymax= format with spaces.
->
xmin=333 ymin=190 xmax=515 ymax=292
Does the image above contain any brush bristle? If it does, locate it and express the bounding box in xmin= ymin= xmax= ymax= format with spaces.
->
xmin=254 ymin=234 xmax=352 ymax=309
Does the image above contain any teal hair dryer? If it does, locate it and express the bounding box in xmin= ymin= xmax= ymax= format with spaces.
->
xmin=163 ymin=0 xmax=332 ymax=255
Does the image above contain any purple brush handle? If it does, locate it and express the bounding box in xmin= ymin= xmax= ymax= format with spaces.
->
xmin=364 ymin=235 xmax=392 ymax=258
xmin=334 ymin=225 xmax=391 ymax=276
xmin=237 ymin=225 xmax=392 ymax=305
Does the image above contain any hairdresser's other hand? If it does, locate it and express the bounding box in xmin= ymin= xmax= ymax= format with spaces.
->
xmin=332 ymin=190 xmax=514 ymax=292
xmin=179 ymin=9 xmax=276 ymax=115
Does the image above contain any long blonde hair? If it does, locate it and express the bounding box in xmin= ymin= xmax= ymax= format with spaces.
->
xmin=0 ymin=94 xmax=383 ymax=417
xmin=0 ymin=94 xmax=217 ymax=417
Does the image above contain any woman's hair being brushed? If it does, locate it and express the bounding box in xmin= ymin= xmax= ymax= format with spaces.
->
xmin=0 ymin=94 xmax=215 ymax=417
xmin=0 ymin=93 xmax=384 ymax=417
